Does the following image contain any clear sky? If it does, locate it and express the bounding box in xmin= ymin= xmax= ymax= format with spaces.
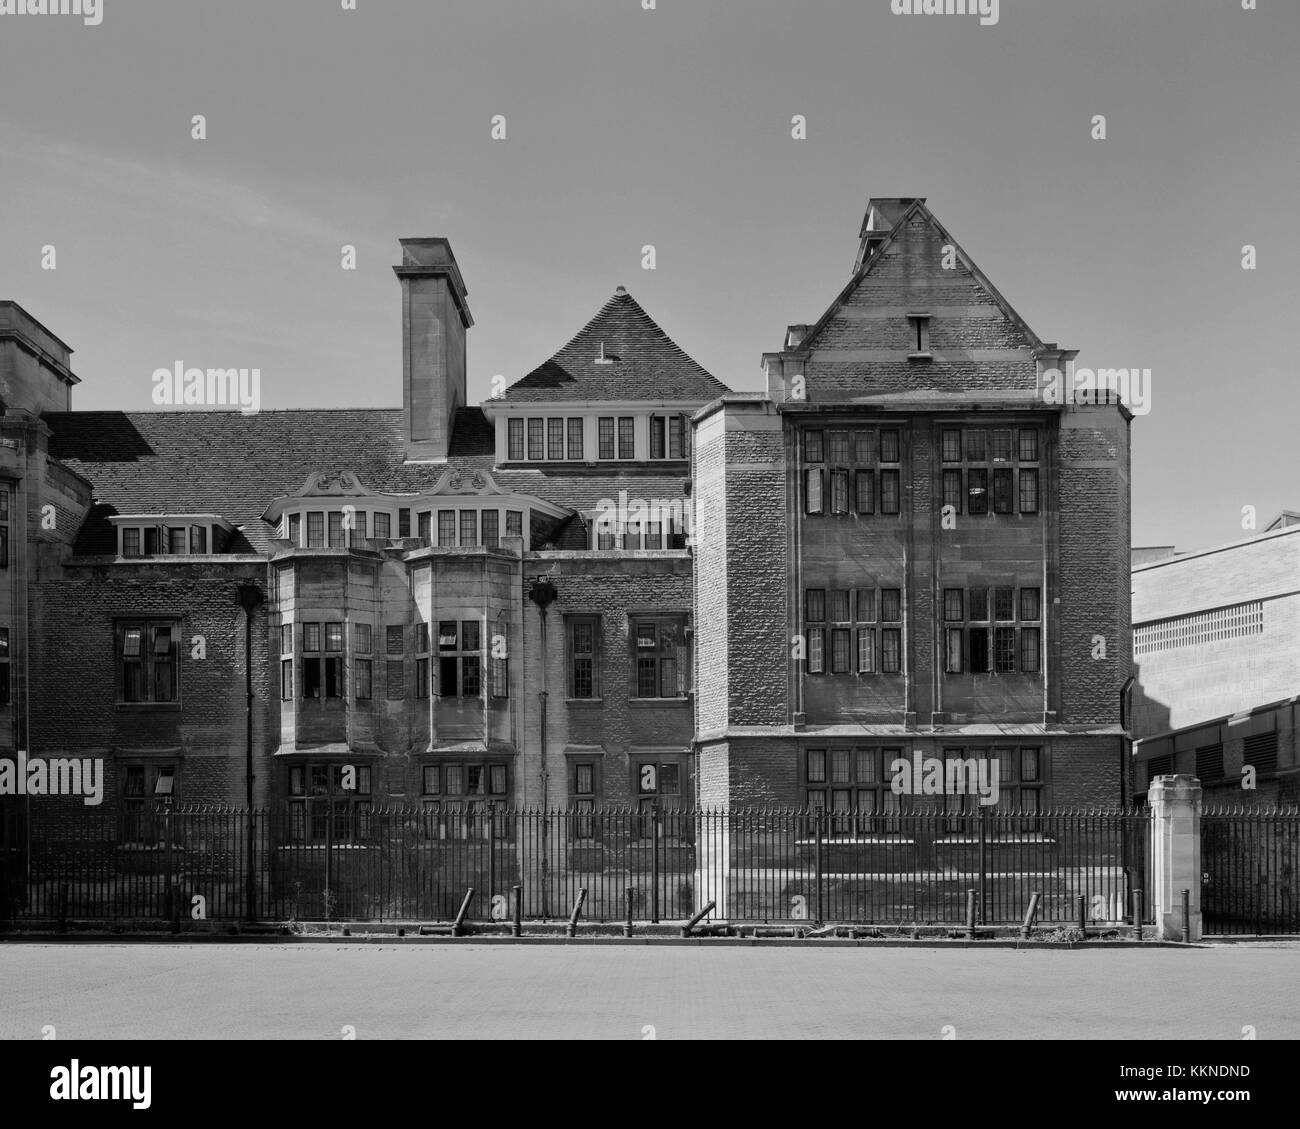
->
xmin=1 ymin=0 xmax=1296 ymax=552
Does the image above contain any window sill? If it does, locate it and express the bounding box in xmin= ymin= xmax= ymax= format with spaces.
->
xmin=277 ymin=843 xmax=375 ymax=851
xmin=795 ymin=838 xmax=916 ymax=846
xmin=805 ymin=672 xmax=903 ymax=678
xmin=628 ymin=697 xmax=692 ymax=708
xmin=566 ymin=698 xmax=604 ymax=706
xmin=117 ymin=553 xmax=223 ymax=562
xmin=907 ymin=352 xmax=933 ymax=362
xmin=944 ymin=673 xmax=1043 ymax=679
xmin=115 ymin=702 xmax=182 ymax=712
xmin=935 ymin=835 xmax=1056 ymax=845
xmin=500 ymin=458 xmax=650 ymax=467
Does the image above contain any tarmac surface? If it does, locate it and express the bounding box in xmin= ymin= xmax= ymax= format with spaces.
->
xmin=1 ymin=940 xmax=1295 ymax=1040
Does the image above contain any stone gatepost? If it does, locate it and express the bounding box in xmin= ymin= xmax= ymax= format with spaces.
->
xmin=1150 ymin=774 xmax=1202 ymax=941
xmin=693 ymin=809 xmax=731 ymax=921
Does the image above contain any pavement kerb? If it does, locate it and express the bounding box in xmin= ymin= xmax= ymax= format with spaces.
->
xmin=0 ymin=931 xmax=1200 ymax=949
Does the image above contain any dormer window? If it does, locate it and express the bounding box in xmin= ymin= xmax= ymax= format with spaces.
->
xmin=589 ymin=512 xmax=688 ymax=551
xmin=113 ymin=514 xmax=230 ymax=558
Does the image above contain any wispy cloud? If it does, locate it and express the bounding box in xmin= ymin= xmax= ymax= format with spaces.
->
xmin=0 ymin=120 xmax=351 ymax=248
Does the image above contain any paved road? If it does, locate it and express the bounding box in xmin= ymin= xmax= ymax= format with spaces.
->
xmin=0 ymin=941 xmax=1294 ymax=1040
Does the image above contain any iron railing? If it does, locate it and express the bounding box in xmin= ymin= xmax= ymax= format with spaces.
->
xmin=1202 ymin=807 xmax=1300 ymax=935
xmin=0 ymin=805 xmax=1153 ymax=927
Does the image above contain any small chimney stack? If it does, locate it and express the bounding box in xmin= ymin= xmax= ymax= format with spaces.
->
xmin=393 ymin=238 xmax=473 ymax=462
xmin=852 ymin=198 xmax=919 ymax=275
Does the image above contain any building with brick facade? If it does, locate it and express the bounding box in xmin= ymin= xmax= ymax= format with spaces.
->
xmin=1131 ymin=521 xmax=1300 ymax=805
xmin=2 ymin=198 xmax=1133 ymax=871
xmin=1 ymin=238 xmax=726 ymax=852
xmin=695 ymin=197 xmax=1133 ymax=818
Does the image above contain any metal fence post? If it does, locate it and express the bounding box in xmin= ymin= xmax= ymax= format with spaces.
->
xmin=1256 ymin=871 xmax=1264 ymax=938
xmin=1020 ymin=892 xmax=1040 ymax=939
xmin=162 ymin=804 xmax=173 ymax=925
xmin=324 ymin=798 xmax=333 ymax=923
xmin=978 ymin=805 xmax=988 ymax=926
xmin=651 ymin=806 xmax=661 ymax=924
xmin=487 ymin=801 xmax=497 ymax=906
xmin=814 ymin=808 xmax=824 ymax=926
xmin=537 ymin=808 xmax=549 ymax=921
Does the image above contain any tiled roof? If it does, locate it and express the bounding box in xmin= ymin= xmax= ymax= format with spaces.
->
xmin=502 ymin=288 xmax=728 ymax=403
xmin=46 ymin=408 xmax=692 ymax=555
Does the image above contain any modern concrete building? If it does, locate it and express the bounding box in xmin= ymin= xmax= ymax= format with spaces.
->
xmin=1131 ymin=521 xmax=1300 ymax=804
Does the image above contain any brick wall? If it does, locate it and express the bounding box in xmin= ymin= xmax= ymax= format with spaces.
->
xmin=522 ymin=552 xmax=695 ymax=808
xmin=1050 ymin=736 xmax=1123 ymax=807
xmin=1055 ymin=406 xmax=1132 ymax=729
xmin=29 ymin=560 xmax=274 ymax=816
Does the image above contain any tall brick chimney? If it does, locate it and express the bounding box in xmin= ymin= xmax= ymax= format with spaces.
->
xmin=393 ymin=238 xmax=473 ymax=462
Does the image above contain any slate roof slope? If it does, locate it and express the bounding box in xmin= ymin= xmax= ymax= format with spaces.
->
xmin=502 ymin=288 xmax=728 ymax=403
xmin=46 ymin=407 xmax=692 ymax=555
